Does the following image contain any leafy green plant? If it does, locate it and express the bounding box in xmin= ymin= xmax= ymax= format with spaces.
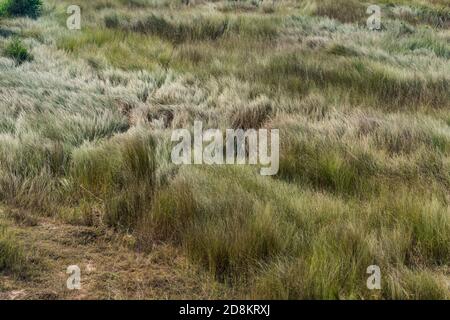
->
xmin=0 ymin=0 xmax=42 ymax=18
xmin=3 ymin=37 xmax=33 ymax=65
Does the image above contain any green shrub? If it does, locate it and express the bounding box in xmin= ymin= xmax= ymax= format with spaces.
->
xmin=0 ymin=0 xmax=42 ymax=18
xmin=313 ymin=0 xmax=365 ymax=23
xmin=72 ymin=132 xmax=159 ymax=230
xmin=3 ymin=37 xmax=33 ymax=65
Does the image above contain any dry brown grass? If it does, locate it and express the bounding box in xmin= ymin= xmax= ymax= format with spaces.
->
xmin=0 ymin=206 xmax=229 ymax=299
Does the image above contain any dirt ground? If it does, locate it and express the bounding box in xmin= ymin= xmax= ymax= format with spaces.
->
xmin=0 ymin=206 xmax=228 ymax=300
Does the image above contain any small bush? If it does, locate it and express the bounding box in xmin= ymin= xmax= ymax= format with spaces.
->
xmin=0 ymin=0 xmax=42 ymax=18
xmin=3 ymin=38 xmax=33 ymax=65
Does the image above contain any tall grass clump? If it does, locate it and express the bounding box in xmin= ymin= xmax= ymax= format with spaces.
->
xmin=260 ymin=53 xmax=449 ymax=109
xmin=104 ymin=133 xmax=157 ymax=230
xmin=392 ymin=4 xmax=450 ymax=29
xmin=136 ymin=166 xmax=450 ymax=298
xmin=127 ymin=14 xmax=230 ymax=44
xmin=0 ymin=133 xmax=71 ymax=212
xmin=0 ymin=225 xmax=27 ymax=275
xmin=310 ymin=0 xmax=365 ymax=23
xmin=137 ymin=166 xmax=299 ymax=279
xmin=230 ymin=95 xmax=273 ymax=129
xmin=106 ymin=13 xmax=277 ymax=44
xmin=3 ymin=37 xmax=33 ymax=65
xmin=71 ymin=131 xmax=158 ymax=230
xmin=278 ymin=133 xmax=377 ymax=197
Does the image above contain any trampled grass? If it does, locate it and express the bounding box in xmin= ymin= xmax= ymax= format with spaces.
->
xmin=0 ymin=0 xmax=449 ymax=299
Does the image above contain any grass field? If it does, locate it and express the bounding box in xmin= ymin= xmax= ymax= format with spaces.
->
xmin=0 ymin=0 xmax=449 ymax=299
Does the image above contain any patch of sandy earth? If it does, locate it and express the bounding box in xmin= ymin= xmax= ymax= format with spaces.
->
xmin=0 ymin=209 xmax=224 ymax=300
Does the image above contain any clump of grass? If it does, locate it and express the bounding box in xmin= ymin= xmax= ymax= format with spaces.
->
xmin=403 ymin=33 xmax=450 ymax=59
xmin=372 ymin=192 xmax=450 ymax=266
xmin=232 ymin=15 xmax=278 ymax=40
xmin=137 ymin=167 xmax=297 ymax=279
xmin=0 ymin=0 xmax=42 ymax=18
xmin=252 ymin=260 xmax=450 ymax=299
xmin=259 ymin=53 xmax=449 ymax=109
xmin=71 ymin=141 xmax=122 ymax=197
xmin=216 ymin=1 xmax=260 ymax=13
xmin=1 ymin=0 xmax=450 ymax=300
xmin=3 ymin=37 xmax=33 ymax=65
xmin=261 ymin=2 xmax=276 ymax=14
xmin=135 ymin=166 xmax=450 ymax=298
xmin=118 ymin=0 xmax=175 ymax=9
xmin=136 ymin=179 xmax=196 ymax=245
xmin=9 ymin=208 xmax=38 ymax=227
xmin=127 ymin=14 xmax=230 ymax=44
xmin=104 ymin=12 xmax=121 ymax=29
xmin=107 ymin=13 xmax=277 ymax=44
xmin=392 ymin=4 xmax=450 ymax=29
xmin=311 ymin=0 xmax=365 ymax=23
xmin=230 ymin=95 xmax=273 ymax=129
xmin=385 ymin=268 xmax=450 ymax=300
xmin=327 ymin=43 xmax=359 ymax=57
xmin=71 ymin=131 xmax=157 ymax=230
xmin=278 ymin=132 xmax=377 ymax=197
xmin=0 ymin=225 xmax=27 ymax=275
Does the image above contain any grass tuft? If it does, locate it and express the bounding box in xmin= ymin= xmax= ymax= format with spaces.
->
xmin=0 ymin=0 xmax=42 ymax=18
xmin=0 ymin=224 xmax=27 ymax=275
xmin=3 ymin=37 xmax=33 ymax=65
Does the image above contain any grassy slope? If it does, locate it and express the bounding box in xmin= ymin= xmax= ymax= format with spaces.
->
xmin=0 ymin=0 xmax=449 ymax=299
xmin=0 ymin=206 xmax=225 ymax=299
